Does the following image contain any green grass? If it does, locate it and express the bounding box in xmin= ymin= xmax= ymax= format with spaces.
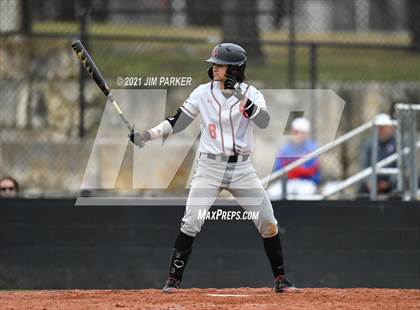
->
xmin=33 ymin=21 xmax=410 ymax=45
xmin=33 ymin=21 xmax=220 ymax=39
xmin=89 ymin=42 xmax=420 ymax=85
xmin=33 ymin=21 xmax=420 ymax=84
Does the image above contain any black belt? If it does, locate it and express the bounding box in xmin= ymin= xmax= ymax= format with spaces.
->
xmin=200 ymin=153 xmax=249 ymax=163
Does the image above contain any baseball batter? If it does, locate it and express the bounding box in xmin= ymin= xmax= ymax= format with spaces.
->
xmin=129 ymin=43 xmax=297 ymax=294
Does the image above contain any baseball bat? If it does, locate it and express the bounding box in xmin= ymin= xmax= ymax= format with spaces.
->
xmin=71 ymin=40 xmax=133 ymax=131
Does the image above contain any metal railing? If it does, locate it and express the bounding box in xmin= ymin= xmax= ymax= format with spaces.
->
xmin=322 ymin=139 xmax=420 ymax=199
xmin=262 ymin=107 xmax=419 ymax=200
xmin=395 ymin=104 xmax=420 ymax=200
xmin=261 ymin=121 xmax=374 ymax=187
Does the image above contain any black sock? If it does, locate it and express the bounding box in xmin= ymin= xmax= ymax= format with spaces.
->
xmin=167 ymin=231 xmax=195 ymax=281
xmin=263 ymin=233 xmax=285 ymax=278
xmin=174 ymin=231 xmax=194 ymax=251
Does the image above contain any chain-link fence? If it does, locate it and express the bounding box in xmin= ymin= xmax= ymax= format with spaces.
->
xmin=0 ymin=0 xmax=419 ymax=198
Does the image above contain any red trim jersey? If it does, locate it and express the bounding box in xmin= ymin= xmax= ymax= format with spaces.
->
xmin=180 ymin=81 xmax=267 ymax=155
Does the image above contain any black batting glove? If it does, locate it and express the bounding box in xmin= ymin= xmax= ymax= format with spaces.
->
xmin=224 ymin=75 xmax=236 ymax=89
xmin=224 ymin=76 xmax=244 ymax=99
xmin=128 ymin=126 xmax=151 ymax=148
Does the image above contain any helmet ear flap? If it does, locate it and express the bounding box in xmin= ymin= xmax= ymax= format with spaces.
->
xmin=207 ymin=66 xmax=214 ymax=80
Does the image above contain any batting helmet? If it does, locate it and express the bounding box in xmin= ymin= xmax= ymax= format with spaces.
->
xmin=206 ymin=43 xmax=247 ymax=66
xmin=206 ymin=43 xmax=247 ymax=82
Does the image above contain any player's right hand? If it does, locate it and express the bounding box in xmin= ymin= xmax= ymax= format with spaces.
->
xmin=128 ymin=126 xmax=151 ymax=148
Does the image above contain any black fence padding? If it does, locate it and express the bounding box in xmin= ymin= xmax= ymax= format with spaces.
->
xmin=0 ymin=199 xmax=419 ymax=289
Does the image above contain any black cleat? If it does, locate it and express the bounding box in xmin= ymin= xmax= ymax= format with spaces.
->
xmin=162 ymin=277 xmax=180 ymax=293
xmin=274 ymin=275 xmax=299 ymax=293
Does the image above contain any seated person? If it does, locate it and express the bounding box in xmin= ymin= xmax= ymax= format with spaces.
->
xmin=268 ymin=117 xmax=320 ymax=199
xmin=359 ymin=113 xmax=397 ymax=194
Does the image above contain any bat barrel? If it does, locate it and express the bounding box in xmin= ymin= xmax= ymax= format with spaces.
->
xmin=72 ymin=40 xmax=133 ymax=132
xmin=72 ymin=40 xmax=111 ymax=96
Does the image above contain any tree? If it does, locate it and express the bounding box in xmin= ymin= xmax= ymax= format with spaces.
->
xmin=187 ymin=0 xmax=222 ymax=26
xmin=222 ymin=0 xmax=264 ymax=63
xmin=408 ymin=0 xmax=420 ymax=51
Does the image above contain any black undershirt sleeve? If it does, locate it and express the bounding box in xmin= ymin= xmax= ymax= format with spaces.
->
xmin=252 ymin=109 xmax=270 ymax=129
xmin=166 ymin=108 xmax=194 ymax=134
xmin=244 ymin=99 xmax=270 ymax=129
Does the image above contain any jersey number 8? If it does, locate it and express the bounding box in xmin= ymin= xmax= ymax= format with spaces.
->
xmin=208 ymin=123 xmax=217 ymax=139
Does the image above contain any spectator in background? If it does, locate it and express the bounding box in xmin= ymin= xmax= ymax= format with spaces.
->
xmin=0 ymin=176 xmax=19 ymax=198
xmin=359 ymin=113 xmax=397 ymax=195
xmin=268 ymin=117 xmax=320 ymax=200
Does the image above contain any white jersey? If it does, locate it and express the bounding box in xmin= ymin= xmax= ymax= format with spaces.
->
xmin=180 ymin=81 xmax=267 ymax=155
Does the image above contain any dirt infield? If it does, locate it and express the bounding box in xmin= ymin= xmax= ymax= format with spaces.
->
xmin=1 ymin=288 xmax=419 ymax=310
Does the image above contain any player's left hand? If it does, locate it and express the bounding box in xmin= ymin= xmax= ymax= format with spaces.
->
xmin=128 ymin=126 xmax=151 ymax=148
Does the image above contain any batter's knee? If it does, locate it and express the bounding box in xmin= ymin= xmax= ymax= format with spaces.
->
xmin=180 ymin=220 xmax=202 ymax=238
xmin=258 ymin=221 xmax=278 ymax=238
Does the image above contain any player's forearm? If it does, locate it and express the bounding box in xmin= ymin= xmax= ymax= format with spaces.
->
xmin=145 ymin=120 xmax=173 ymax=140
xmin=250 ymin=109 xmax=270 ymax=129
xmin=168 ymin=108 xmax=194 ymax=134
xmin=242 ymin=98 xmax=270 ymax=129
xmin=146 ymin=108 xmax=194 ymax=140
